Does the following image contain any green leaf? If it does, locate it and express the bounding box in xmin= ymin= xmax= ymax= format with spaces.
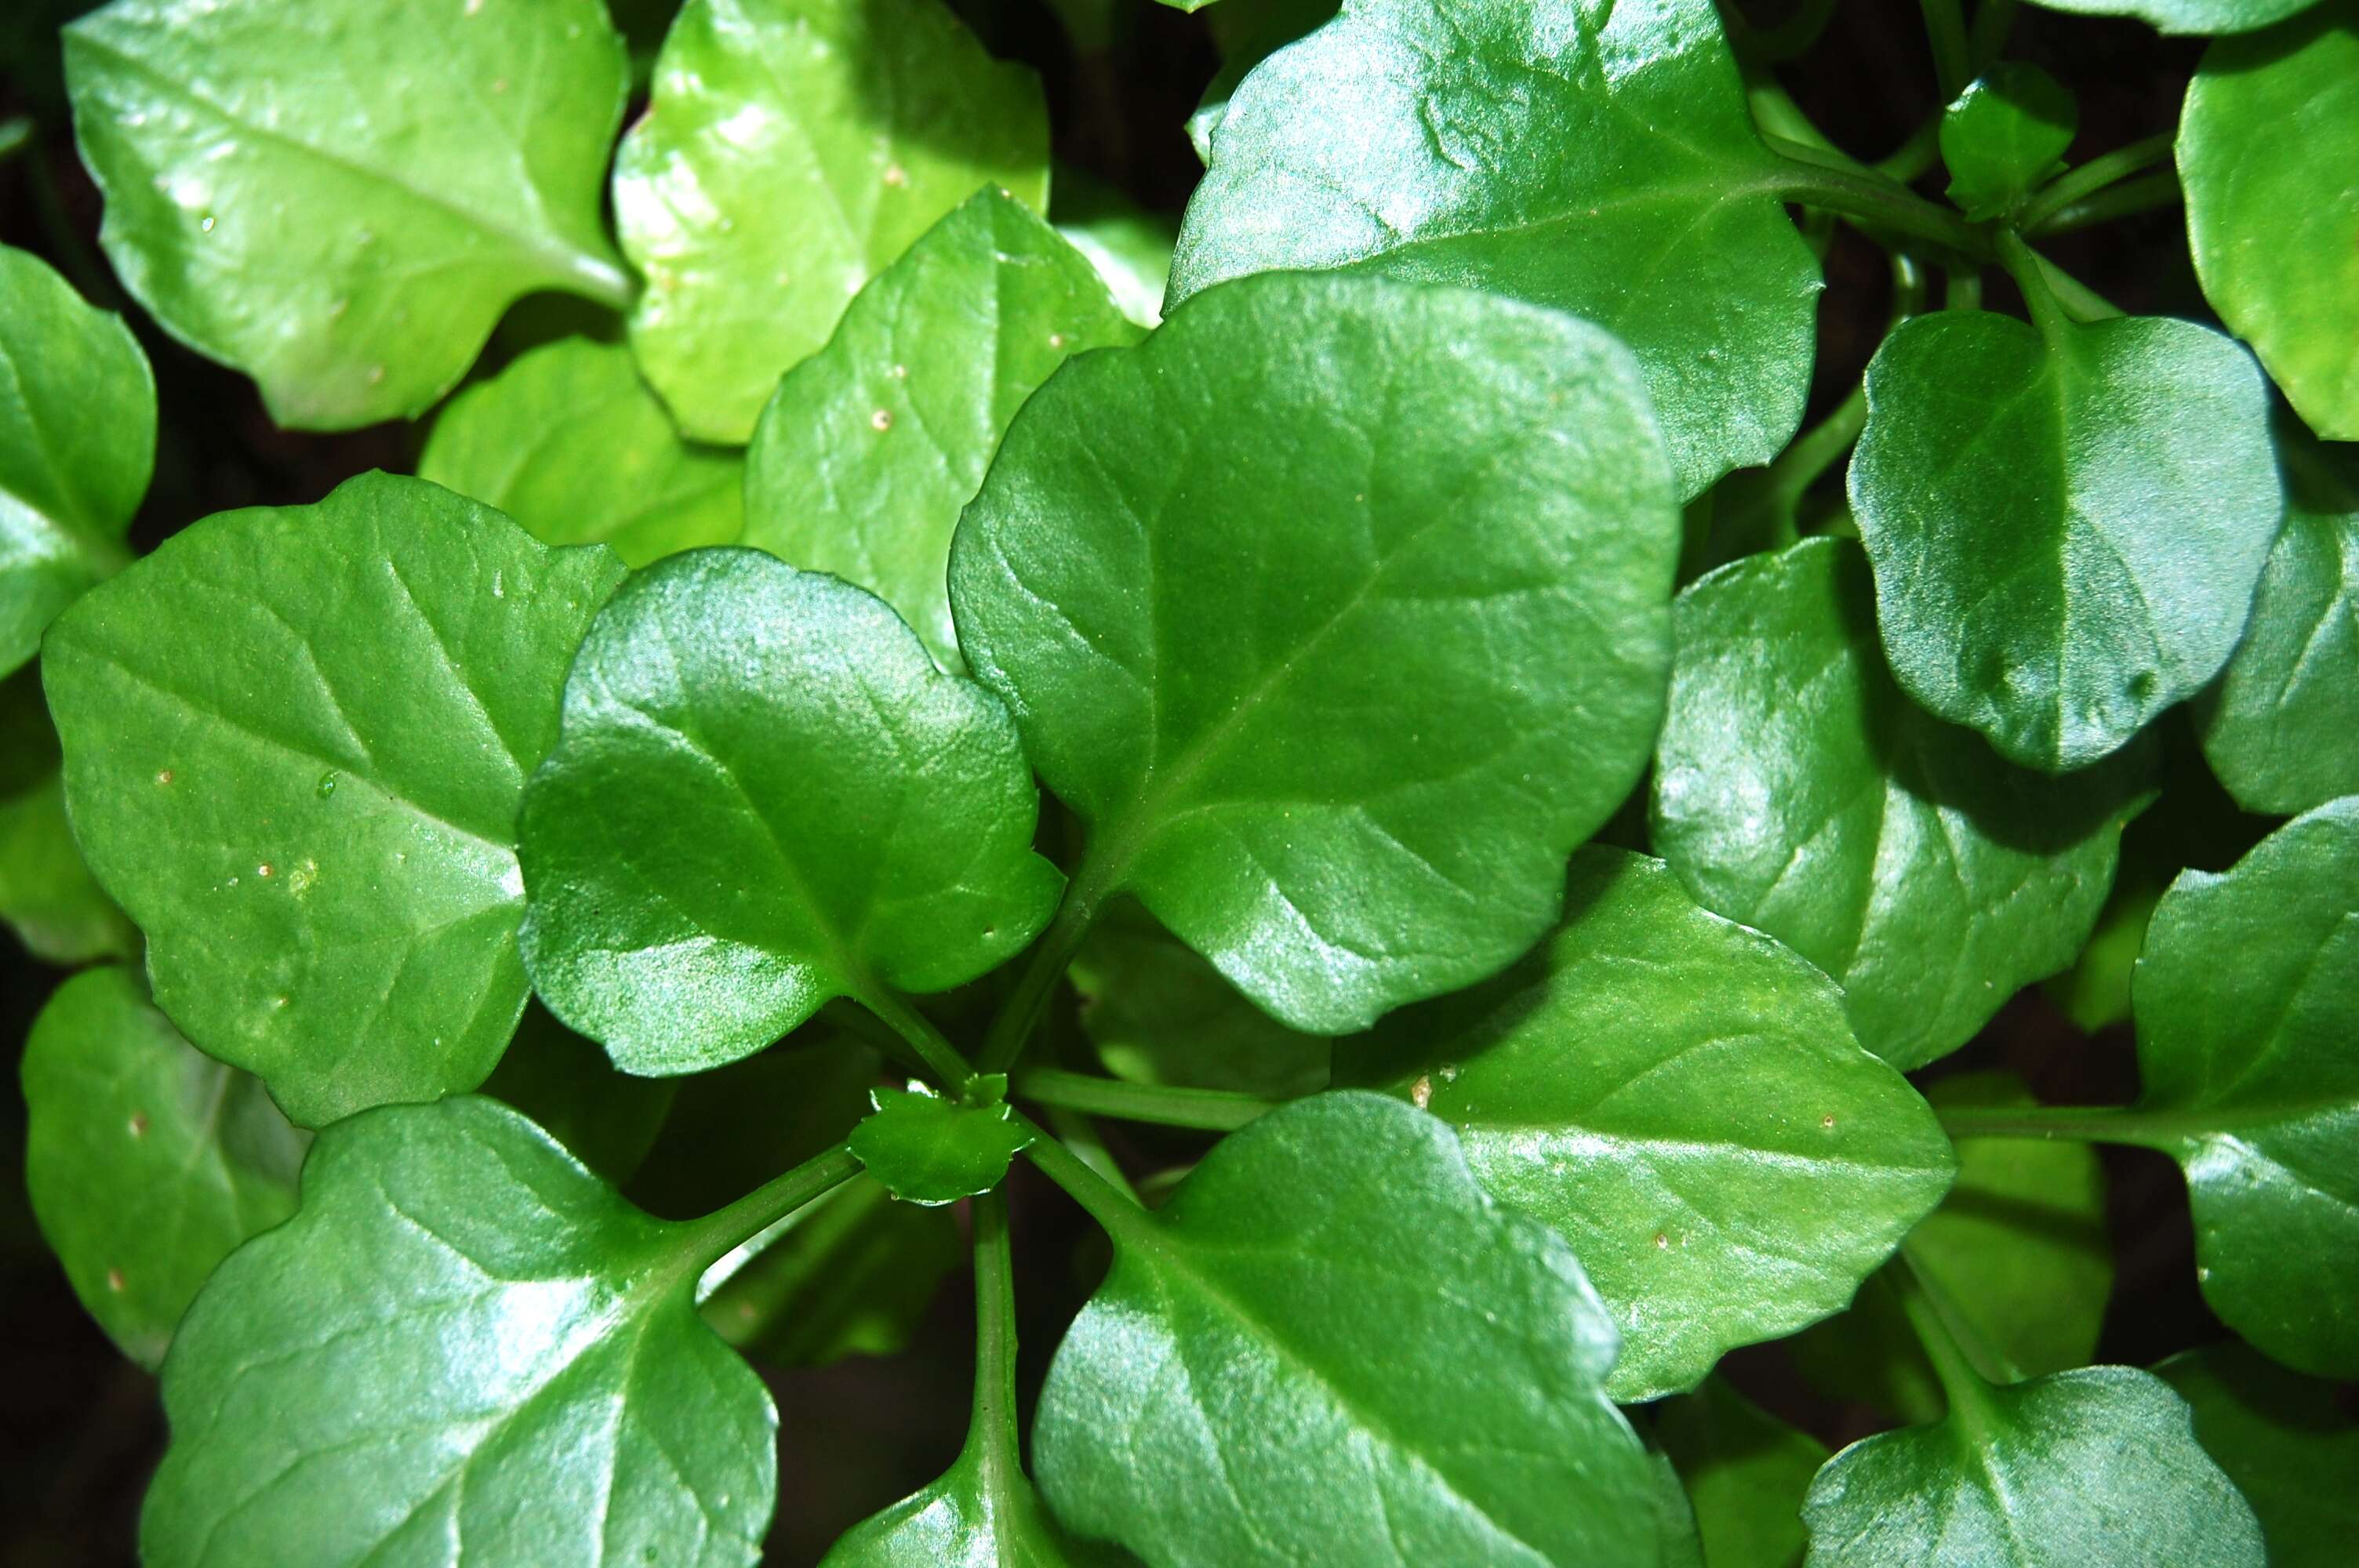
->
xmin=743 ymin=188 xmax=1139 ymax=670
xmin=479 ymin=1003 xmax=680 ymax=1185
xmin=2128 ymin=797 xmax=2359 ymax=1377
xmin=1651 ymin=1453 xmax=1709 ymax=1568
xmin=1051 ymin=168 xmax=1179 ymax=331
xmin=823 ymin=1446 xmax=1107 ymax=1566
xmin=1656 ymin=1377 xmax=1827 ymax=1568
xmin=1337 ymin=847 xmax=1954 ymax=1402
xmin=419 ymin=338 xmax=743 ymax=569
xmin=1185 ymin=0 xmax=1338 ymax=164
xmin=1941 ymin=65 xmax=2077 ymax=220
xmin=2026 ymin=0 xmax=2329 ymax=39
xmin=2158 ymin=1341 xmax=2359 ymax=1568
xmin=140 ymin=1096 xmax=777 ymax=1568
xmin=2195 ymin=437 xmax=2359 ymax=814
xmin=1168 ymin=0 xmax=1821 ymax=498
xmin=849 ymin=1077 xmax=1034 ymax=1205
xmin=1801 ymin=1366 xmax=2263 ymax=1566
xmin=952 ymin=270 xmax=1677 ymax=1033
xmin=1851 ymin=306 xmax=2281 ymax=772
xmin=704 ymin=1174 xmax=959 ymax=1367
xmin=21 ymin=965 xmax=307 ymax=1369
xmin=64 ymin=0 xmax=631 ymax=430
xmin=612 ymin=0 xmax=1051 ymax=442
xmin=1033 ymin=1091 xmax=1663 ymax=1567
xmin=519 ymin=549 xmax=1063 ymax=1074
xmin=1652 ymin=539 xmax=2150 ymax=1069
xmin=2041 ymin=877 xmax=2161 ymax=1034
xmin=0 ymin=242 xmax=149 ymax=677
xmin=44 ymin=472 xmax=626 ymax=1127
xmin=0 ymin=666 xmax=135 ymax=964
xmin=2181 ymin=2 xmax=2359 ymax=437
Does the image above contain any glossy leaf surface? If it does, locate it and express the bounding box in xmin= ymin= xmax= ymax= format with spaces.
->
xmin=849 ymin=1078 xmax=1034 ymax=1205
xmin=140 ymin=1096 xmax=776 ymax=1568
xmin=1653 ymin=539 xmax=2147 ymax=1069
xmin=0 ymin=668 xmax=133 ymax=963
xmin=953 ymin=270 xmax=1677 ymax=1033
xmin=1656 ymin=1377 xmax=1826 ymax=1568
xmin=1941 ymin=66 xmax=2076 ymax=220
xmin=1850 ymin=309 xmax=2280 ymax=771
xmin=64 ymin=0 xmax=631 ymax=429
xmin=2026 ymin=0 xmax=2328 ymax=41
xmin=44 ymin=472 xmax=627 ymax=1127
xmin=519 ymin=549 xmax=1062 ymax=1074
xmin=705 ymin=1175 xmax=959 ymax=1368
xmin=420 ymin=338 xmax=742 ymax=568
xmin=1034 ymin=1091 xmax=1661 ymax=1567
xmin=21 ymin=965 xmax=306 ymax=1369
xmin=2158 ymin=1341 xmax=2359 ymax=1568
xmin=613 ymin=0 xmax=1051 ymax=441
xmin=1340 ymin=848 xmax=1953 ymax=1400
xmin=743 ymin=189 xmax=1137 ymax=670
xmin=1169 ymin=0 xmax=1821 ymax=498
xmin=1185 ymin=0 xmax=1337 ymax=163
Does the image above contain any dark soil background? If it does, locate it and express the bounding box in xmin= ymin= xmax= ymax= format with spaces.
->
xmin=0 ymin=2 xmax=2268 ymax=1563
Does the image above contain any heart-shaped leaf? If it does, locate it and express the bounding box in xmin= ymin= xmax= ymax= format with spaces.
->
xmin=2159 ymin=1341 xmax=2359 ymax=1568
xmin=849 ymin=1077 xmax=1035 ymax=1205
xmin=1942 ymin=65 xmax=2077 ymax=220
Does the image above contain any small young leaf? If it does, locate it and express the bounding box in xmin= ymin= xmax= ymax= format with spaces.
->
xmin=1338 ymin=848 xmax=1955 ymax=1402
xmin=952 ymin=270 xmax=1677 ymax=1033
xmin=1033 ymin=1092 xmax=1663 ymax=1568
xmin=1169 ymin=0 xmax=1822 ymax=498
xmin=743 ymin=188 xmax=1139 ymax=670
xmin=0 ymin=667 xmax=134 ymax=963
xmin=44 ymin=472 xmax=627 ymax=1127
xmin=1801 ymin=1367 xmax=2263 ymax=1566
xmin=140 ymin=1096 xmax=777 ymax=1568
xmin=1850 ymin=308 xmax=2281 ymax=771
xmin=0 ymin=242 xmax=150 ymax=677
xmin=519 ymin=550 xmax=1063 ymax=1074
xmin=2158 ymin=1341 xmax=2359 ymax=1567
xmin=1653 ymin=539 xmax=2150 ymax=1069
xmin=64 ymin=0 xmax=631 ymax=429
xmin=1941 ymin=64 xmax=2077 ymax=220
xmin=2026 ymin=0 xmax=2330 ymax=41
xmin=849 ymin=1077 xmax=1035 ymax=1205
xmin=420 ymin=338 xmax=743 ymax=568
xmin=21 ymin=965 xmax=307 ymax=1369
xmin=1656 ymin=1377 xmax=1827 ymax=1568
xmin=704 ymin=1175 xmax=960 ymax=1368
xmin=612 ymin=0 xmax=1051 ymax=441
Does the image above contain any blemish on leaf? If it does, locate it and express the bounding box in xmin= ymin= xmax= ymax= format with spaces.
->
xmin=1820 ymin=1114 xmax=1837 ymax=1130
xmin=155 ymin=768 xmax=174 ymax=786
xmin=106 ymin=1267 xmax=125 ymax=1292
xmin=883 ymin=164 xmax=907 ymax=187
xmin=1654 ymin=1232 xmax=1670 ymax=1250
xmin=129 ymin=1111 xmax=149 ymax=1138
xmin=1410 ymin=1074 xmax=1433 ymax=1109
xmin=316 ymin=771 xmax=338 ymax=798
xmin=871 ymin=408 xmax=892 ymax=432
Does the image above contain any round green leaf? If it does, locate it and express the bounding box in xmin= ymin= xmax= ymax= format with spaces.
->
xmin=951 ymin=270 xmax=1677 ymax=1033
xmin=2129 ymin=797 xmax=2359 ymax=1377
xmin=1339 ymin=847 xmax=1954 ymax=1402
xmin=0 ymin=242 xmax=149 ymax=677
xmin=2028 ymin=0 xmax=2328 ymax=38
xmin=0 ymin=667 xmax=134 ymax=964
xmin=1656 ymin=1377 xmax=1828 ymax=1568
xmin=1941 ymin=65 xmax=2077 ymax=221
xmin=1168 ymin=0 xmax=1821 ymax=498
xmin=1801 ymin=1367 xmax=2264 ymax=1566
xmin=849 ymin=1076 xmax=1035 ymax=1206
xmin=1653 ymin=539 xmax=2150 ymax=1069
xmin=704 ymin=1174 xmax=960 ymax=1368
xmin=1850 ymin=308 xmax=2281 ymax=771
xmin=21 ymin=965 xmax=307 ymax=1370
xmin=43 ymin=472 xmax=627 ymax=1127
xmin=64 ymin=0 xmax=631 ymax=430
xmin=140 ymin=1096 xmax=776 ymax=1568
xmin=613 ymin=0 xmax=1051 ymax=442
xmin=2158 ymin=1341 xmax=2359 ymax=1568
xmin=420 ymin=338 xmax=743 ymax=569
xmin=518 ymin=548 xmax=1063 ymax=1075
xmin=743 ymin=188 xmax=1139 ymax=671
xmin=1033 ymin=1091 xmax=1662 ymax=1568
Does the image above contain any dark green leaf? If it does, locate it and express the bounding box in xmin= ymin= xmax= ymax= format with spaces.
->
xmin=2027 ymin=0 xmax=2329 ymax=41
xmin=849 ymin=1076 xmax=1034 ymax=1205
xmin=44 ymin=472 xmax=627 ymax=1127
xmin=480 ymin=1003 xmax=680 ymax=1185
xmin=519 ymin=549 xmax=1062 ymax=1074
xmin=0 ymin=667 xmax=134 ymax=964
xmin=21 ymin=965 xmax=306 ymax=1369
xmin=1656 ymin=1377 xmax=1826 ymax=1568
xmin=1941 ymin=65 xmax=2077 ymax=220
xmin=1339 ymin=847 xmax=1954 ymax=1400
xmin=1033 ymin=1091 xmax=1662 ymax=1567
xmin=1651 ymin=1452 xmax=1709 ymax=1568
xmin=612 ymin=0 xmax=1051 ymax=441
xmin=140 ymin=1096 xmax=776 ymax=1567
xmin=1652 ymin=539 xmax=2149 ymax=1069
xmin=704 ymin=1174 xmax=959 ymax=1367
xmin=2157 ymin=1341 xmax=2359 ymax=1568
xmin=952 ymin=270 xmax=1677 ymax=1032
xmin=64 ymin=0 xmax=631 ymax=429
xmin=1168 ymin=0 xmax=1821 ymax=498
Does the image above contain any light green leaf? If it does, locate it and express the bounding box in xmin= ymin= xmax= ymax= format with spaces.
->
xmin=480 ymin=1003 xmax=680 ymax=1185
xmin=1052 ymin=169 xmax=1179 ymax=330
xmin=1185 ymin=0 xmax=1337 ymax=164
xmin=743 ymin=188 xmax=1138 ymax=670
xmin=1941 ymin=65 xmax=2077 ymax=220
xmin=0 ymin=242 xmax=148 ymax=677
xmin=1656 ymin=1377 xmax=1827 ymax=1568
xmin=2026 ymin=0 xmax=2329 ymax=38
xmin=849 ymin=1077 xmax=1034 ymax=1205
xmin=21 ymin=965 xmax=306 ymax=1369
xmin=1338 ymin=847 xmax=1954 ymax=1402
xmin=704 ymin=1174 xmax=959 ymax=1368
xmin=44 ymin=472 xmax=625 ymax=1127
xmin=1033 ymin=1091 xmax=1663 ymax=1567
xmin=518 ymin=549 xmax=1062 ymax=1075
xmin=613 ymin=0 xmax=1051 ymax=441
xmin=1168 ymin=0 xmax=1821 ymax=498
xmin=420 ymin=338 xmax=742 ymax=568
xmin=1653 ymin=539 xmax=2150 ymax=1070
xmin=951 ymin=270 xmax=1677 ymax=1033
xmin=140 ymin=1096 xmax=777 ymax=1568
xmin=2128 ymin=797 xmax=2359 ymax=1377
xmin=64 ymin=0 xmax=631 ymax=430
xmin=1850 ymin=307 xmax=2281 ymax=771
xmin=1801 ymin=1367 xmax=2263 ymax=1566
xmin=0 ymin=666 xmax=134 ymax=964
xmin=2158 ymin=1341 xmax=2359 ymax=1568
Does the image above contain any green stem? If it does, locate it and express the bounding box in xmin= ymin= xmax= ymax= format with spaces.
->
xmin=1905 ymin=1243 xmax=2024 ymax=1382
xmin=685 ymin=1145 xmax=862 ymax=1269
xmin=2025 ymin=172 xmax=2182 ymax=238
xmin=1996 ymin=228 xmax=2074 ymax=343
xmin=1041 ymin=1106 xmax=1142 ymax=1204
xmin=1886 ymin=1253 xmax=2005 ymax=1433
xmin=1936 ymin=1102 xmax=2178 ymax=1147
xmin=863 ymin=988 xmax=980 ymax=1092
xmin=2017 ymin=134 xmax=2176 ymax=234
xmin=1920 ymin=0 xmax=1972 ymax=99
xmin=964 ymin=1191 xmax=1024 ymax=1485
xmin=1021 ymin=1115 xmax=1157 ymax=1247
xmin=977 ymin=864 xmax=1110 ymax=1075
xmin=1873 ymin=118 xmax=1943 ymax=185
xmin=2034 ymin=253 xmax=2125 ymax=323
xmin=1015 ymin=1069 xmax=1278 ymax=1132
xmin=1968 ymin=0 xmax=2020 ymax=74
xmin=1765 ymin=144 xmax=1990 ymax=259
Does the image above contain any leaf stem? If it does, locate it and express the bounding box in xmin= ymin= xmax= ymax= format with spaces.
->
xmin=683 ymin=1145 xmax=862 ymax=1269
xmin=863 ymin=988 xmax=981 ymax=1092
xmin=2017 ymin=134 xmax=2176 ymax=234
xmin=965 ymin=1191 xmax=1024 ymax=1483
xmin=976 ymin=868 xmax=1109 ymax=1075
xmin=1936 ymin=1102 xmax=2179 ymax=1147
xmin=1020 ymin=1113 xmax=1157 ymax=1247
xmin=1920 ymin=0 xmax=1972 ymax=100
xmin=1014 ymin=1068 xmax=1279 ymax=1131
xmin=2025 ymin=172 xmax=2182 ymax=238
xmin=1885 ymin=1252 xmax=2005 ymax=1434
xmin=1764 ymin=144 xmax=1990 ymax=260
xmin=1968 ymin=0 xmax=2020 ymax=74
xmin=1995 ymin=228 xmax=2076 ymax=343
xmin=1906 ymin=1244 xmax=2025 ymax=1382
xmin=1041 ymin=1105 xmax=1143 ymax=1204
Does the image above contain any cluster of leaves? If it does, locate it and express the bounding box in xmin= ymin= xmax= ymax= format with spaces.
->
xmin=3 ymin=0 xmax=2356 ymax=1564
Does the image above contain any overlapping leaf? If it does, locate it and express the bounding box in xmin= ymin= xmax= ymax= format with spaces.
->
xmin=2159 ymin=1341 xmax=2359 ymax=1567
xmin=1656 ymin=1377 xmax=1826 ymax=1568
